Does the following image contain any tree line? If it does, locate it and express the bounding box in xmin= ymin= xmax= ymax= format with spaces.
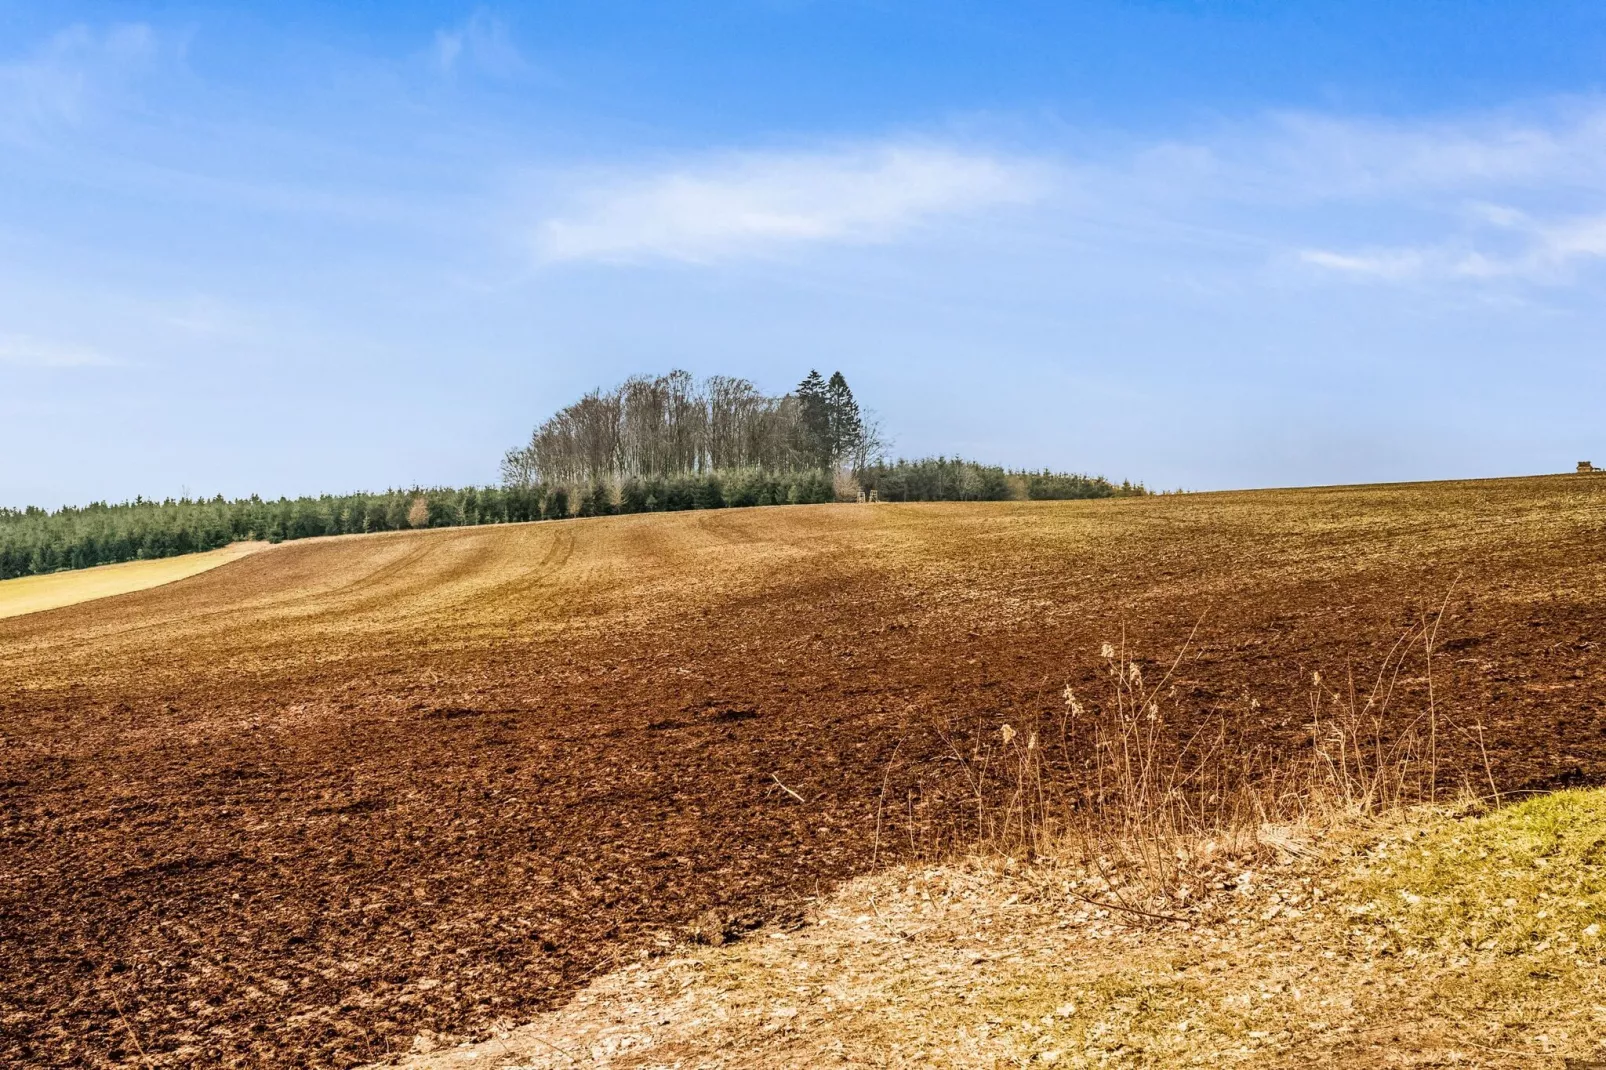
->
xmin=1 ymin=465 xmax=1144 ymax=581
xmin=0 ymin=476 xmax=838 ymax=581
xmin=0 ymin=490 xmax=529 ymax=580
xmin=1 ymin=369 xmax=1146 ymax=581
xmin=859 ymin=459 xmax=1145 ymax=502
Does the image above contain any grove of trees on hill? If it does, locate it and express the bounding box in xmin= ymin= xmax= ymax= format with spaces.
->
xmin=500 ymin=369 xmax=881 ymax=486
xmin=0 ymin=369 xmax=1146 ymax=580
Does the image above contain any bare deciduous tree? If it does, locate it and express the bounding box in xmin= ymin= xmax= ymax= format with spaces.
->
xmin=503 ymin=369 xmax=879 ymax=487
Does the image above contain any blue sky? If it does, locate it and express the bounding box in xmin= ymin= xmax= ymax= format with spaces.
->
xmin=5 ymin=1 xmax=1606 ymax=505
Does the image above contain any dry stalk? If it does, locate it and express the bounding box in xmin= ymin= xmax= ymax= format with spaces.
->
xmin=871 ymin=737 xmax=906 ymax=870
xmin=951 ymin=592 xmax=1473 ymax=912
xmin=770 ymin=773 xmax=807 ymax=805
xmin=105 ymin=978 xmax=154 ymax=1070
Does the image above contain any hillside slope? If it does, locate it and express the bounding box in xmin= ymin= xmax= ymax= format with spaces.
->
xmin=0 ymin=542 xmax=268 ymax=621
xmin=4 ymin=478 xmax=1606 ymax=1067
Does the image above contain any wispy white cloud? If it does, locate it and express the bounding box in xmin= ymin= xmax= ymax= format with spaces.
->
xmin=0 ymin=23 xmax=156 ymax=137
xmin=1121 ymin=101 xmax=1606 ymax=205
xmin=0 ymin=335 xmax=121 ymax=368
xmin=434 ymin=9 xmax=524 ymax=78
xmin=1299 ymin=247 xmax=1435 ymax=281
xmin=525 ymin=100 xmax=1606 ymax=282
xmin=1085 ymin=99 xmax=1606 ymax=288
xmin=1300 ymin=206 xmax=1606 ymax=284
xmin=537 ymin=142 xmax=1046 ymax=263
xmin=1257 ymin=109 xmax=1606 ymax=199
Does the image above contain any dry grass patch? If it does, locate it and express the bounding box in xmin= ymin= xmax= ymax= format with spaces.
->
xmin=377 ymin=791 xmax=1606 ymax=1069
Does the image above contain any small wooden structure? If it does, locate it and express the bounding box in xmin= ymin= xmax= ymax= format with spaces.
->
xmin=1579 ymin=461 xmax=1598 ymax=474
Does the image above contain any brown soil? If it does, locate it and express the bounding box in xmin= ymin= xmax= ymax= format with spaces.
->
xmin=4 ymin=477 xmax=1606 ymax=1067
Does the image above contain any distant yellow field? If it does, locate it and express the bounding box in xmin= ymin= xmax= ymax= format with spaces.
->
xmin=0 ymin=542 xmax=269 ymax=620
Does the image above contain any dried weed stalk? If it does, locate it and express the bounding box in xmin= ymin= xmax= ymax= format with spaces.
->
xmin=946 ymin=591 xmax=1495 ymax=912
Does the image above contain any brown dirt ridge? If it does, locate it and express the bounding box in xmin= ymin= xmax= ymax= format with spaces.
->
xmin=3 ymin=476 xmax=1606 ymax=1067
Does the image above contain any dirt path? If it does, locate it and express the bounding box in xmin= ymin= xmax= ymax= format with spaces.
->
xmin=4 ymin=480 xmax=1606 ymax=1067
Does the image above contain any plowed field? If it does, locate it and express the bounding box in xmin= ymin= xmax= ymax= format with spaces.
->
xmin=5 ymin=477 xmax=1606 ymax=1067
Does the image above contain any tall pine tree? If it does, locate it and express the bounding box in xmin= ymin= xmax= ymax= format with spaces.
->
xmin=795 ymin=369 xmax=832 ymax=469
xmin=825 ymin=371 xmax=863 ymax=471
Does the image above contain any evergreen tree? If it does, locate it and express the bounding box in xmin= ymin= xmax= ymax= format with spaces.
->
xmin=795 ymin=369 xmax=831 ymax=469
xmin=825 ymin=371 xmax=864 ymax=470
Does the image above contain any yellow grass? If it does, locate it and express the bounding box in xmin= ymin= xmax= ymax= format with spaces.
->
xmin=0 ymin=542 xmax=269 ymax=620
xmin=380 ymin=792 xmax=1606 ymax=1068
